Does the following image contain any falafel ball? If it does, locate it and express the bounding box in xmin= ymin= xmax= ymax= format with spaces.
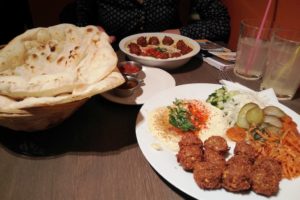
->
xmin=177 ymin=145 xmax=203 ymax=171
xmin=234 ymin=141 xmax=257 ymax=162
xmin=251 ymin=157 xmax=282 ymax=197
xmin=179 ymin=132 xmax=203 ymax=148
xmin=222 ymin=155 xmax=253 ymax=192
xmin=203 ymin=148 xmax=226 ymax=169
xmin=193 ymin=161 xmax=223 ymax=190
xmin=204 ymin=136 xmax=229 ymax=155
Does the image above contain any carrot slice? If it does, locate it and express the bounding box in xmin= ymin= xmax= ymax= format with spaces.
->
xmin=226 ymin=126 xmax=247 ymax=142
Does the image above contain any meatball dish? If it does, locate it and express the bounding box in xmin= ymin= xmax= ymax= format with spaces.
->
xmin=127 ymin=35 xmax=193 ymax=59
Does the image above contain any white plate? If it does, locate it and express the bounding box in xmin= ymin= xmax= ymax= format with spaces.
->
xmin=119 ymin=32 xmax=200 ymax=70
xmin=101 ymin=67 xmax=176 ymax=105
xmin=135 ymin=83 xmax=300 ymax=200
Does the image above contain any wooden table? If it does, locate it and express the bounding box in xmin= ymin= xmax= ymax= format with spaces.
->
xmin=0 ymin=55 xmax=299 ymax=200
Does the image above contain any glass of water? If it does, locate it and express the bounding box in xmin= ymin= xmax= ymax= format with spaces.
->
xmin=234 ymin=19 xmax=272 ymax=80
xmin=260 ymin=29 xmax=300 ymax=100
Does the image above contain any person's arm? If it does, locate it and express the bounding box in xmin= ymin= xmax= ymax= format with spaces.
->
xmin=180 ymin=0 xmax=230 ymax=42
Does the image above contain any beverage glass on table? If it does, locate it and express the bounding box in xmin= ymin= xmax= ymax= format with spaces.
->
xmin=234 ymin=19 xmax=272 ymax=80
xmin=260 ymin=29 xmax=300 ymax=100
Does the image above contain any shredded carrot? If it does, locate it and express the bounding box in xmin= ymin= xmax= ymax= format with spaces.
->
xmin=281 ymin=115 xmax=298 ymax=133
xmin=248 ymin=115 xmax=300 ymax=179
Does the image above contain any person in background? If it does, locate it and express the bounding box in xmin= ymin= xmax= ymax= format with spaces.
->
xmin=61 ymin=0 xmax=230 ymax=44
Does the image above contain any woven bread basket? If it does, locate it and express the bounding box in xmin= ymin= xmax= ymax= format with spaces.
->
xmin=0 ymin=99 xmax=87 ymax=132
xmin=0 ymin=25 xmax=126 ymax=132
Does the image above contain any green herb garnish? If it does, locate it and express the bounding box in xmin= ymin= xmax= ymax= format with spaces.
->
xmin=155 ymin=47 xmax=167 ymax=52
xmin=168 ymin=99 xmax=195 ymax=132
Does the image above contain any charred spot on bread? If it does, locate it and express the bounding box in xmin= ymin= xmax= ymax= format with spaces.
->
xmin=86 ymin=28 xmax=93 ymax=33
xmin=57 ymin=56 xmax=65 ymax=64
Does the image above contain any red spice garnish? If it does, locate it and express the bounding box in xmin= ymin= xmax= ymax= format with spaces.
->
xmin=169 ymin=100 xmax=210 ymax=136
xmin=187 ymin=101 xmax=209 ymax=132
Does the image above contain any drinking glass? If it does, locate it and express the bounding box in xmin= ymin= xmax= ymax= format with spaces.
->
xmin=234 ymin=19 xmax=272 ymax=80
xmin=260 ymin=29 xmax=300 ymax=100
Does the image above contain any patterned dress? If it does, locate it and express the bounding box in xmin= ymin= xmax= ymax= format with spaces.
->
xmin=75 ymin=0 xmax=230 ymax=42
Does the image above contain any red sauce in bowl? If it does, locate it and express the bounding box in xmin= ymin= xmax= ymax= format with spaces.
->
xmin=118 ymin=63 xmax=141 ymax=74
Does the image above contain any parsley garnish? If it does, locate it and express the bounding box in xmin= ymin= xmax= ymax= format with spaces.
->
xmin=155 ymin=47 xmax=167 ymax=52
xmin=168 ymin=99 xmax=195 ymax=132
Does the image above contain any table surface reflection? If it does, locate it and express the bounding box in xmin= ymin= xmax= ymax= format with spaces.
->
xmin=0 ymin=53 xmax=299 ymax=200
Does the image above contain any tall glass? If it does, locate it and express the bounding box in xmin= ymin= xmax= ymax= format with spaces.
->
xmin=234 ymin=19 xmax=272 ymax=80
xmin=260 ymin=29 xmax=300 ymax=100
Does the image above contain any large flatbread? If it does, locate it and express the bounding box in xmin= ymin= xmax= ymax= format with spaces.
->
xmin=0 ymin=24 xmax=118 ymax=99
xmin=0 ymin=69 xmax=124 ymax=113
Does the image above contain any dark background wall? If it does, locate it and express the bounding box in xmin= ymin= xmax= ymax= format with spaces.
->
xmin=1 ymin=0 xmax=300 ymax=50
xmin=222 ymin=0 xmax=300 ymax=50
xmin=28 ymin=0 xmax=73 ymax=28
xmin=0 ymin=0 xmax=33 ymax=44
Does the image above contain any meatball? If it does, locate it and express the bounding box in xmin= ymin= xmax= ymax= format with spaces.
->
xmin=177 ymin=145 xmax=202 ymax=171
xmin=234 ymin=141 xmax=257 ymax=161
xmin=176 ymin=40 xmax=187 ymax=50
xmin=128 ymin=42 xmax=142 ymax=55
xmin=204 ymin=136 xmax=229 ymax=155
xmin=180 ymin=45 xmax=193 ymax=55
xmin=178 ymin=132 xmax=203 ymax=148
xmin=148 ymin=36 xmax=160 ymax=45
xmin=176 ymin=40 xmax=193 ymax=55
xmin=137 ymin=36 xmax=147 ymax=47
xmin=162 ymin=36 xmax=174 ymax=45
xmin=251 ymin=157 xmax=282 ymax=197
xmin=203 ymin=148 xmax=226 ymax=169
xmin=222 ymin=155 xmax=253 ymax=192
xmin=193 ymin=161 xmax=223 ymax=189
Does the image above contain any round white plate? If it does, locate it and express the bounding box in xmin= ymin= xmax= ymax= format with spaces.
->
xmin=101 ymin=67 xmax=176 ymax=105
xmin=135 ymin=83 xmax=300 ymax=200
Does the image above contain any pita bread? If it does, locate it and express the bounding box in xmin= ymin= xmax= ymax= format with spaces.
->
xmin=0 ymin=24 xmax=118 ymax=99
xmin=0 ymin=69 xmax=124 ymax=113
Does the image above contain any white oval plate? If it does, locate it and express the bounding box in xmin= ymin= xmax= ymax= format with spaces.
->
xmin=119 ymin=32 xmax=200 ymax=70
xmin=101 ymin=67 xmax=176 ymax=105
xmin=135 ymin=83 xmax=300 ymax=200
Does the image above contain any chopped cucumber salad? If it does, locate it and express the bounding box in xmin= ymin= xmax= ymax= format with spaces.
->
xmin=206 ymin=87 xmax=235 ymax=110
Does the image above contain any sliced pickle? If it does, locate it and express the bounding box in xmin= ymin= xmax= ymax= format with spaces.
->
xmin=236 ymin=103 xmax=258 ymax=129
xmin=263 ymin=106 xmax=286 ymax=118
xmin=263 ymin=115 xmax=283 ymax=128
xmin=246 ymin=106 xmax=264 ymax=126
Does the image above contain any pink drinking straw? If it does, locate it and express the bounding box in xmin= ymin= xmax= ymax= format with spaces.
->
xmin=244 ymin=0 xmax=273 ymax=75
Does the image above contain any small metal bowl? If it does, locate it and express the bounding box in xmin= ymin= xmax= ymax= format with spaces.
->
xmin=113 ymin=76 xmax=143 ymax=97
xmin=117 ymin=61 xmax=142 ymax=77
